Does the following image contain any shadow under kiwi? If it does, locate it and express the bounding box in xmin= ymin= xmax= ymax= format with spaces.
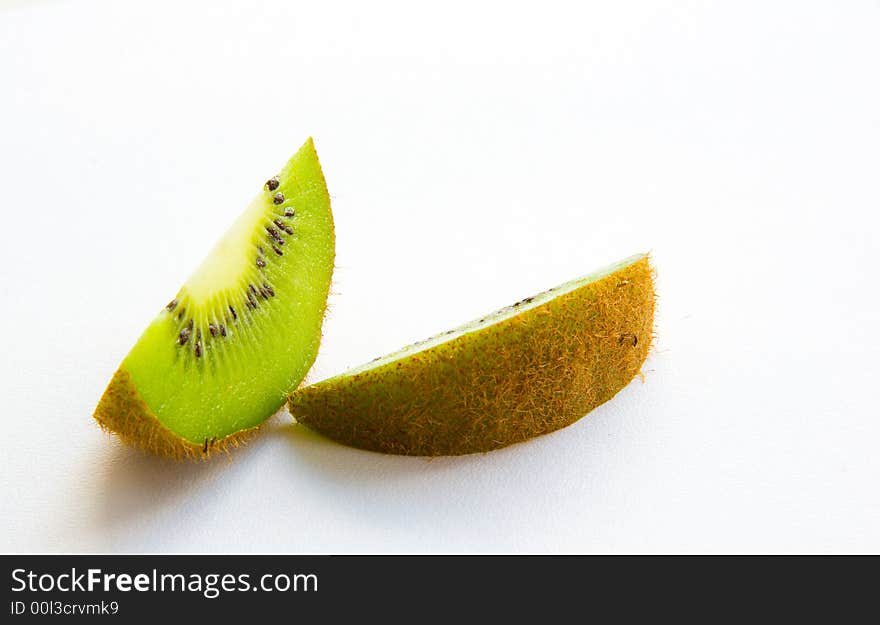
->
xmin=92 ymin=414 xmax=286 ymax=530
xmin=275 ymin=419 xmax=583 ymax=547
xmin=280 ymin=418 xmax=504 ymax=484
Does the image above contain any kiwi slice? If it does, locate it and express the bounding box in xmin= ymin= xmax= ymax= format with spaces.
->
xmin=95 ymin=138 xmax=335 ymax=459
xmin=289 ymin=254 xmax=654 ymax=456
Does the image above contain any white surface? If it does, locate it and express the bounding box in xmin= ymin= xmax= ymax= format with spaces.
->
xmin=1 ymin=0 xmax=879 ymax=554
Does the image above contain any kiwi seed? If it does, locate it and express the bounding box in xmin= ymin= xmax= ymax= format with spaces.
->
xmin=273 ymin=219 xmax=294 ymax=235
xmin=266 ymin=226 xmax=284 ymax=244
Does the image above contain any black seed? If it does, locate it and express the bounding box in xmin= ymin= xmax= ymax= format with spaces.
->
xmin=179 ymin=327 xmax=191 ymax=345
xmin=219 ymin=324 xmax=227 ymax=337
xmin=203 ymin=438 xmax=209 ymax=453
xmin=284 ymin=208 xmax=295 ymax=217
xmin=195 ymin=341 xmax=202 ymax=357
xmin=266 ymin=226 xmax=284 ymax=244
xmin=522 ymin=297 xmax=534 ymax=304
xmin=166 ymin=299 xmax=178 ymax=311
xmin=247 ymin=292 xmax=257 ymax=308
xmin=256 ymin=257 xmax=266 ymax=268
xmin=187 ymin=319 xmax=194 ymax=331
xmin=272 ymin=245 xmax=283 ymax=256
xmin=249 ymin=283 xmax=257 ymax=295
xmin=229 ymin=305 xmax=237 ymax=320
xmin=177 ymin=307 xmax=186 ymax=320
xmin=209 ymin=324 xmax=219 ymax=337
xmin=273 ymin=192 xmax=284 ymax=205
xmin=617 ymin=280 xmax=631 ymax=288
xmin=265 ymin=176 xmax=280 ymax=191
xmin=274 ymin=219 xmax=294 ymax=235
xmin=262 ymin=283 xmax=275 ymax=297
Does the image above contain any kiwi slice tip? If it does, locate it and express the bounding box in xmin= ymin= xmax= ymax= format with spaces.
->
xmin=94 ymin=138 xmax=335 ymax=460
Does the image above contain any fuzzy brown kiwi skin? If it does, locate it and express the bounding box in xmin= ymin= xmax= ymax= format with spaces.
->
xmin=289 ymin=256 xmax=655 ymax=456
xmin=93 ymin=369 xmax=260 ymax=461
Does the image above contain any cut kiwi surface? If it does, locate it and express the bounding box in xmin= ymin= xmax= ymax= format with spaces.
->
xmin=289 ymin=254 xmax=654 ymax=456
xmin=95 ymin=138 xmax=335 ymax=459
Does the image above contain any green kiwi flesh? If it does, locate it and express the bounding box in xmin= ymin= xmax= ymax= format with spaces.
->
xmin=94 ymin=138 xmax=335 ymax=459
xmin=289 ymin=254 xmax=654 ymax=456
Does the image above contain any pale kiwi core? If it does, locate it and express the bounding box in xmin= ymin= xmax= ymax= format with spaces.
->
xmin=183 ymin=196 xmax=267 ymax=303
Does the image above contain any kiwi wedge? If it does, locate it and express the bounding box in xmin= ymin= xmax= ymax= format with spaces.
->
xmin=289 ymin=254 xmax=654 ymax=456
xmin=95 ymin=138 xmax=335 ymax=459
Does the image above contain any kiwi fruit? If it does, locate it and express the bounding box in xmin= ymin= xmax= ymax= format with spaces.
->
xmin=288 ymin=254 xmax=654 ymax=456
xmin=94 ymin=138 xmax=335 ymax=459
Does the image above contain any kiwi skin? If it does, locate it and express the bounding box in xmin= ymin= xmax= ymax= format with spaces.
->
xmin=289 ymin=255 xmax=655 ymax=456
xmin=94 ymin=369 xmax=260 ymax=460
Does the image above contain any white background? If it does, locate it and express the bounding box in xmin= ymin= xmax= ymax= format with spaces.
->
xmin=1 ymin=0 xmax=878 ymax=553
